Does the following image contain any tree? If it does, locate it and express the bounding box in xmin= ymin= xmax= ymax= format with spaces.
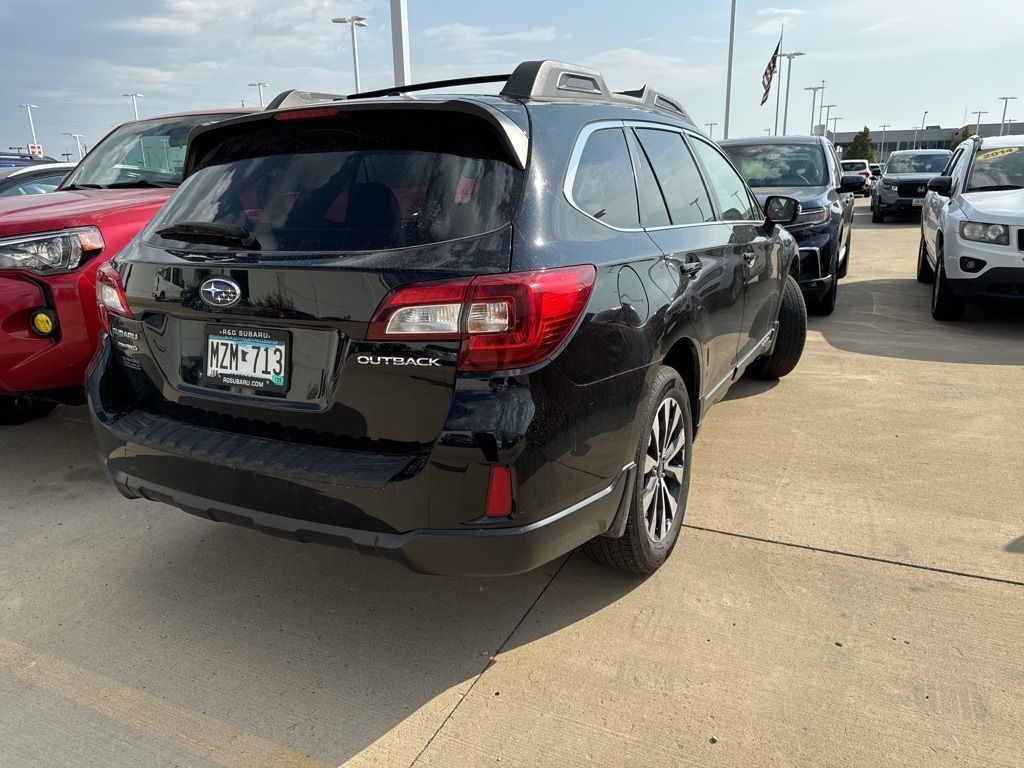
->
xmin=845 ymin=126 xmax=875 ymax=162
xmin=951 ymin=125 xmax=974 ymax=149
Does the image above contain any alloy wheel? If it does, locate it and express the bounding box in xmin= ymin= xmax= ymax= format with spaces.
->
xmin=641 ymin=397 xmax=687 ymax=543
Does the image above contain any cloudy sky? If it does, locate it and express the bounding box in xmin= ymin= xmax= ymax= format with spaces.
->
xmin=4 ymin=0 xmax=1024 ymax=160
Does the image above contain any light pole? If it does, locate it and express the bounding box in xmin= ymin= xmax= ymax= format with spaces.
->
xmin=878 ymin=124 xmax=890 ymax=161
xmin=777 ymin=52 xmax=804 ymax=135
xmin=332 ymin=15 xmax=368 ymax=92
xmin=723 ymin=0 xmax=737 ymax=139
xmin=62 ymin=133 xmax=85 ymax=160
xmin=20 ymin=104 xmax=39 ymax=147
xmin=972 ymin=110 xmax=987 ymax=137
xmin=822 ymin=104 xmax=836 ymax=138
xmin=816 ymin=80 xmax=827 ymax=134
xmin=913 ymin=110 xmax=928 ymax=149
xmin=705 ymin=122 xmax=718 ymax=139
xmin=998 ymin=96 xmax=1016 ymax=135
xmin=764 ymin=128 xmax=772 ymax=135
xmin=123 ymin=92 xmax=143 ymax=120
xmin=805 ymin=85 xmax=823 ymax=135
xmin=830 ymin=117 xmax=842 ymax=137
xmin=248 ymin=81 xmax=269 ymax=107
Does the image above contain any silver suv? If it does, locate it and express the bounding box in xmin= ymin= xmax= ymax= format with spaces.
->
xmin=871 ymin=149 xmax=951 ymax=222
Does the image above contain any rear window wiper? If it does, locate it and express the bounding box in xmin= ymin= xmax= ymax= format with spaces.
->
xmin=156 ymin=222 xmax=261 ymax=250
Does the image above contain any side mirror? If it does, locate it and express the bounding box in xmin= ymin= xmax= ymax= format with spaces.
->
xmin=763 ymin=196 xmax=800 ymax=230
xmin=838 ymin=174 xmax=867 ymax=194
xmin=927 ymin=176 xmax=953 ymax=197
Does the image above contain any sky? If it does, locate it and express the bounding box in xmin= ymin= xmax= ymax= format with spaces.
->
xmin=4 ymin=0 xmax=1024 ymax=160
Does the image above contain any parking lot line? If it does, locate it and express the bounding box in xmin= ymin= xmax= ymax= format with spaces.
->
xmin=0 ymin=635 xmax=331 ymax=768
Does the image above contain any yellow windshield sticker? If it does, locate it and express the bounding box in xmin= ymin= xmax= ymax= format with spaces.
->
xmin=977 ymin=147 xmax=1019 ymax=161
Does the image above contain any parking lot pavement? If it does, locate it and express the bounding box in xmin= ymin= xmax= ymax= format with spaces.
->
xmin=2 ymin=198 xmax=1022 ymax=767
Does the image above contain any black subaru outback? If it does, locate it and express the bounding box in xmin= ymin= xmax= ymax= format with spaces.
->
xmin=88 ymin=61 xmax=806 ymax=576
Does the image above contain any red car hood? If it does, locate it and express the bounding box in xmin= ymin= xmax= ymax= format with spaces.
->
xmin=0 ymin=187 xmax=175 ymax=235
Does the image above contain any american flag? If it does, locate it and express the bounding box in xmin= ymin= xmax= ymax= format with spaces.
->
xmin=760 ymin=38 xmax=782 ymax=106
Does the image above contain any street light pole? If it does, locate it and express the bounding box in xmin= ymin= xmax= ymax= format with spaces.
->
xmin=878 ymin=124 xmax=890 ymax=161
xmin=822 ymin=104 xmax=836 ymax=138
xmin=830 ymin=117 xmax=842 ymax=137
xmin=723 ymin=0 xmax=737 ymax=140
xmin=998 ymin=96 xmax=1016 ymax=136
xmin=912 ymin=111 xmax=928 ymax=149
xmin=816 ymin=80 xmax=827 ymax=134
xmin=332 ymin=16 xmax=367 ymax=92
xmin=123 ymin=93 xmax=143 ymax=120
xmin=972 ymin=110 xmax=988 ymax=136
xmin=778 ymin=51 xmax=804 ymax=135
xmin=248 ymin=81 xmax=269 ymax=107
xmin=804 ymin=85 xmax=823 ymax=135
xmin=705 ymin=122 xmax=717 ymax=139
xmin=62 ymin=132 xmax=85 ymax=160
xmin=20 ymin=104 xmax=39 ymax=147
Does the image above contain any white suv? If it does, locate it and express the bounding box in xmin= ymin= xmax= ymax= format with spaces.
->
xmin=919 ymin=135 xmax=1024 ymax=320
xmin=840 ymin=159 xmax=873 ymax=197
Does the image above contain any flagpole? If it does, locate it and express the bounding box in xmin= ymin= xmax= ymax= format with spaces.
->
xmin=774 ymin=25 xmax=784 ymax=135
xmin=723 ymin=0 xmax=736 ymax=139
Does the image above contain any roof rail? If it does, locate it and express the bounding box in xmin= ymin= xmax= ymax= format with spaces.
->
xmin=265 ymin=89 xmax=346 ymax=110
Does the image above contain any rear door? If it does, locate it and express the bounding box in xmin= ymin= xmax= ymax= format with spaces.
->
xmin=687 ymin=135 xmax=780 ymax=371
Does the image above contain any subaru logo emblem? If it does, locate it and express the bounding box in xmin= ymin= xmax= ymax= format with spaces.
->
xmin=199 ymin=277 xmax=242 ymax=308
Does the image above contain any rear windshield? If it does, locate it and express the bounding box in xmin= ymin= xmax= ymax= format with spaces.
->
xmin=144 ymin=111 xmax=523 ymax=253
xmin=719 ymin=143 xmax=826 ymax=187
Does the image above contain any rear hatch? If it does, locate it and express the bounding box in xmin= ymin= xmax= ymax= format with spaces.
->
xmin=111 ymin=105 xmax=526 ymax=452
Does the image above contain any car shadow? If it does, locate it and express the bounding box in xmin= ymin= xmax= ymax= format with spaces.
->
xmin=723 ymin=376 xmax=779 ymax=401
xmin=816 ymin=277 xmax=1024 ymax=366
xmin=1006 ymin=535 xmax=1024 ymax=554
xmin=1 ymin=411 xmax=646 ymax=765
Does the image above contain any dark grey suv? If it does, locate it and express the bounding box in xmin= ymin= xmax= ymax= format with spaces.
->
xmin=88 ymin=61 xmax=807 ymax=576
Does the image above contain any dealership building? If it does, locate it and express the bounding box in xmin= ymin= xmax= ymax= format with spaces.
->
xmin=831 ymin=122 xmax=1023 ymax=161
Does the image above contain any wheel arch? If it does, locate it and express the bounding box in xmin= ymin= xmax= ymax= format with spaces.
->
xmin=660 ymin=337 xmax=702 ymax=435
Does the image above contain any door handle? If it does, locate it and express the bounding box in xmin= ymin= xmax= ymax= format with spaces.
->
xmin=743 ymin=251 xmax=757 ymax=265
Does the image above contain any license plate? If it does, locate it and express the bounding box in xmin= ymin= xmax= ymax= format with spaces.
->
xmin=203 ymin=325 xmax=290 ymax=393
xmin=912 ymin=198 xmax=925 ymax=206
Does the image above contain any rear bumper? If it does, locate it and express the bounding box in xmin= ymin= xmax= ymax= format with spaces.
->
xmin=101 ymin=463 xmax=633 ymax=576
xmin=87 ymin=336 xmax=636 ymax=576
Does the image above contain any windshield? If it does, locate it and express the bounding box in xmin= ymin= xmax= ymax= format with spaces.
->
xmin=965 ymin=145 xmax=1024 ymax=191
xmin=884 ymin=153 xmax=950 ymax=174
xmin=841 ymin=161 xmax=866 ymax=171
xmin=144 ymin=111 xmax=523 ymax=253
xmin=60 ymin=112 xmax=243 ymax=189
xmin=720 ymin=143 xmax=827 ymax=187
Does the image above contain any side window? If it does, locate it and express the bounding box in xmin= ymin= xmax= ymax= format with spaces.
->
xmin=635 ymin=128 xmax=715 ymax=225
xmin=689 ymin=137 xmax=758 ymax=221
xmin=828 ymin=144 xmax=842 ymax=187
xmin=571 ymin=128 xmax=640 ymax=229
xmin=627 ymin=131 xmax=671 ymax=228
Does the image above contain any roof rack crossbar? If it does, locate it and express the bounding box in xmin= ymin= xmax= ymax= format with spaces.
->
xmin=350 ymin=74 xmax=511 ymax=100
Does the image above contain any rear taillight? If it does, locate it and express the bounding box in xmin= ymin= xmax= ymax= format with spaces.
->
xmin=485 ymin=465 xmax=514 ymax=517
xmin=96 ymin=261 xmax=133 ymax=332
xmin=367 ymin=265 xmax=596 ymax=372
xmin=860 ymin=171 xmax=871 ymax=178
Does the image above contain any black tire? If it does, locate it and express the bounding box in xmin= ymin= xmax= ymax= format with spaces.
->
xmin=806 ymin=271 xmax=837 ymax=316
xmin=836 ymin=231 xmax=851 ymax=279
xmin=0 ymin=396 xmax=57 ymax=425
xmin=916 ymin=235 xmax=935 ymax=283
xmin=746 ymin=274 xmax=807 ymax=379
xmin=581 ymin=366 xmax=691 ymax=575
xmin=931 ymin=244 xmax=966 ymax=321
xmin=871 ymin=207 xmax=883 ymax=224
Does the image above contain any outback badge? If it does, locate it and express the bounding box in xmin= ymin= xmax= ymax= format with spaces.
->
xmin=200 ymin=277 xmax=242 ymax=309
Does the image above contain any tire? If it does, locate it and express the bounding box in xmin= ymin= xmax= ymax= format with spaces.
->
xmin=581 ymin=366 xmax=691 ymax=575
xmin=871 ymin=207 xmax=883 ymax=224
xmin=916 ymin=235 xmax=934 ymax=283
xmin=836 ymin=231 xmax=851 ymax=279
xmin=806 ymin=271 xmax=837 ymax=316
xmin=931 ymin=245 xmax=966 ymax=321
xmin=746 ymin=274 xmax=807 ymax=379
xmin=0 ymin=396 xmax=57 ymax=426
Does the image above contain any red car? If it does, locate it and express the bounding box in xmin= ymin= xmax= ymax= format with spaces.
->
xmin=0 ymin=108 xmax=254 ymax=424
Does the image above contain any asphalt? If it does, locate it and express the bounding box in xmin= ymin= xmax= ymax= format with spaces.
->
xmin=1 ymin=198 xmax=1022 ymax=767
